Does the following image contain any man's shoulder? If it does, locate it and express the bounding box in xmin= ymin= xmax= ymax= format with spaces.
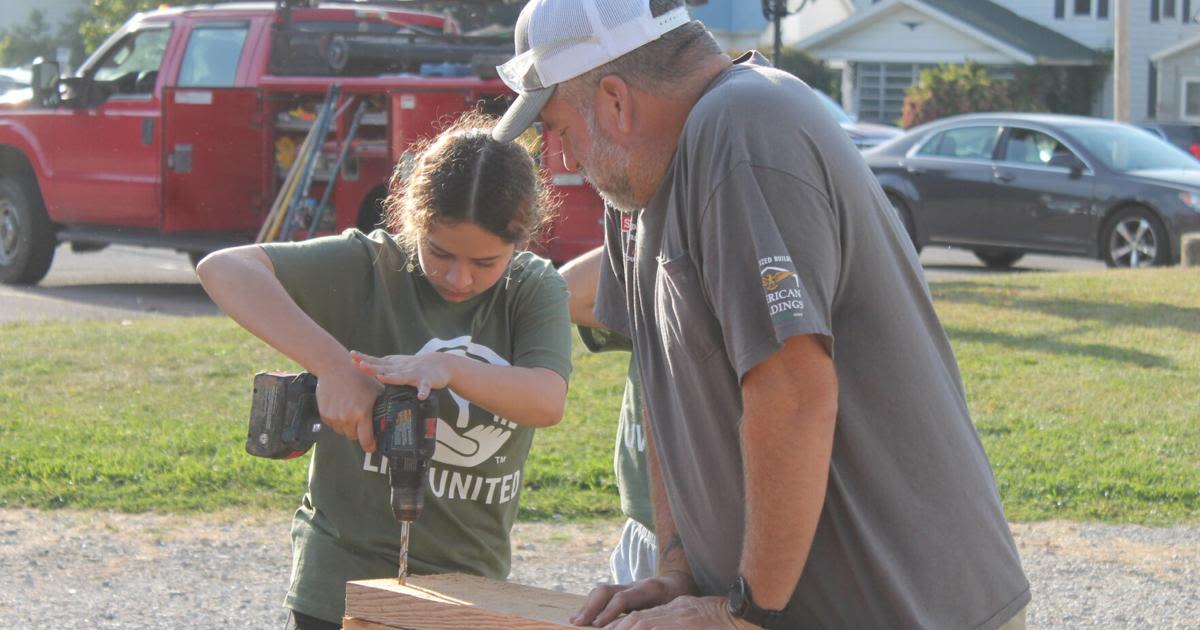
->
xmin=690 ymin=57 xmax=809 ymax=124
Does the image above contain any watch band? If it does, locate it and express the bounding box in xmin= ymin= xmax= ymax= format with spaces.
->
xmin=727 ymin=575 xmax=786 ymax=629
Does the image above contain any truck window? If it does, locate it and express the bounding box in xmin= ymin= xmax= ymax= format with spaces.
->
xmin=178 ymin=23 xmax=249 ymax=88
xmin=92 ymin=27 xmax=172 ymax=96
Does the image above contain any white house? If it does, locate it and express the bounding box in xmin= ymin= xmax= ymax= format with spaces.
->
xmin=796 ymin=0 xmax=1200 ymax=124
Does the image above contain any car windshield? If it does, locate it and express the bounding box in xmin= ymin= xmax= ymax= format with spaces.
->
xmin=814 ymin=91 xmax=854 ymax=124
xmin=1062 ymin=123 xmax=1199 ymax=171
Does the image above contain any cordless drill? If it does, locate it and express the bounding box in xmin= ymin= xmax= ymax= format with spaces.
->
xmin=245 ymin=371 xmax=439 ymax=582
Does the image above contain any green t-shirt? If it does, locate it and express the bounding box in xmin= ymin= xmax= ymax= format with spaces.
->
xmin=578 ymin=327 xmax=652 ymax=530
xmin=262 ymin=229 xmax=572 ymax=623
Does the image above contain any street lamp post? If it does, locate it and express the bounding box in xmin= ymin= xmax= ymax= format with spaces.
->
xmin=762 ymin=0 xmax=813 ymax=67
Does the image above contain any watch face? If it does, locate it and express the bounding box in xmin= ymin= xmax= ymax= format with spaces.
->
xmin=727 ymin=576 xmax=748 ymax=615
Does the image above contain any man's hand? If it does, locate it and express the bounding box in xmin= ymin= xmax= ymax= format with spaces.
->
xmin=596 ymin=595 xmax=762 ymax=630
xmin=571 ymin=570 xmax=696 ymax=627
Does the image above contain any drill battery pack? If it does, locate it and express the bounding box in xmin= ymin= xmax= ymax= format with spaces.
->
xmin=246 ymin=371 xmax=322 ymax=459
xmin=246 ymin=371 xmax=440 ymax=464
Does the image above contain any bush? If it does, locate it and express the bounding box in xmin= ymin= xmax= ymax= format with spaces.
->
xmin=775 ymin=47 xmax=840 ymax=97
xmin=901 ymin=62 xmax=1014 ymax=128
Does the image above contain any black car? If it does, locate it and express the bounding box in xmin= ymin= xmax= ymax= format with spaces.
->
xmin=864 ymin=113 xmax=1200 ymax=268
xmin=1138 ymin=122 xmax=1200 ymax=160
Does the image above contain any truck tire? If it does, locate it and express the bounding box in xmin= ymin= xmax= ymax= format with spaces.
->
xmin=0 ymin=176 xmax=56 ymax=285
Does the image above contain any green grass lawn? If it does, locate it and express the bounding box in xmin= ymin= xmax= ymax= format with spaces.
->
xmin=0 ymin=267 xmax=1197 ymax=524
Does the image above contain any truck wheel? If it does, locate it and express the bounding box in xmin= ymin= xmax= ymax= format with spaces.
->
xmin=0 ymin=176 xmax=56 ymax=285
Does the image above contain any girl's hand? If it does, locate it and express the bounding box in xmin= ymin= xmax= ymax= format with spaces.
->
xmin=351 ymin=351 xmax=453 ymax=400
xmin=313 ymin=365 xmax=384 ymax=453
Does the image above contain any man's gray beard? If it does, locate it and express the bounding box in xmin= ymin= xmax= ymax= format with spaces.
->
xmin=582 ymin=108 xmax=641 ymax=214
xmin=595 ymin=185 xmax=640 ymax=215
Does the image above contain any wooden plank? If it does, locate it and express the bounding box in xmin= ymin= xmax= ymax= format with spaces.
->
xmin=342 ymin=619 xmax=402 ymax=630
xmin=343 ymin=574 xmax=587 ymax=629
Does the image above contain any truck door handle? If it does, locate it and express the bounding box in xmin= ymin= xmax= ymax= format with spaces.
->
xmin=994 ymin=170 xmax=1015 ymax=183
xmin=141 ymin=118 xmax=155 ymax=146
xmin=168 ymin=144 xmax=193 ymax=173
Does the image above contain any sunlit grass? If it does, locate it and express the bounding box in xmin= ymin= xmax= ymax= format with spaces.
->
xmin=1 ymin=267 xmax=1197 ymax=524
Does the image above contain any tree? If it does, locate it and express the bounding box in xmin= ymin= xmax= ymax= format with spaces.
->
xmin=79 ymin=1 xmax=176 ymax=52
xmin=1 ymin=10 xmax=55 ymax=67
xmin=775 ymin=47 xmax=840 ymax=98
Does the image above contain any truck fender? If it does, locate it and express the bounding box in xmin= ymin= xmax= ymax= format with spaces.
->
xmin=0 ymin=122 xmax=55 ymax=213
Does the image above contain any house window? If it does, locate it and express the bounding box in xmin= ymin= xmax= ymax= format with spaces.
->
xmin=1152 ymin=0 xmax=1160 ymax=22
xmin=1055 ymin=0 xmax=1065 ymax=19
xmin=855 ymin=62 xmax=925 ymax=124
xmin=1183 ymin=79 xmax=1200 ymax=119
xmin=1165 ymin=0 xmax=1176 ymax=18
xmin=1074 ymin=0 xmax=1091 ymax=15
xmin=1185 ymin=0 xmax=1192 ymax=23
xmin=1098 ymin=0 xmax=1109 ymax=19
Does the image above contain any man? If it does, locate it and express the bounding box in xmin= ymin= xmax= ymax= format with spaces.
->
xmin=560 ymin=247 xmax=657 ymax=585
xmin=494 ymin=0 xmax=1030 ymax=628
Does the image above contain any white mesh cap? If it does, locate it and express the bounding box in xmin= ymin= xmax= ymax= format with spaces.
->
xmin=492 ymin=0 xmax=691 ymax=142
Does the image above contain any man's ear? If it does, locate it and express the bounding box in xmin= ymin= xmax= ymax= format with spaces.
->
xmin=597 ymin=74 xmax=634 ymax=135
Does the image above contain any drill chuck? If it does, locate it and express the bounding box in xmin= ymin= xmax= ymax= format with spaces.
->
xmin=389 ymin=460 xmax=429 ymax=523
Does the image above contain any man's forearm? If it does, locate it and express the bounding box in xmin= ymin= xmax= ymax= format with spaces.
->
xmin=738 ymin=334 xmax=838 ymax=610
xmin=559 ymin=245 xmax=605 ymax=329
xmin=645 ymin=412 xmax=692 ymax=578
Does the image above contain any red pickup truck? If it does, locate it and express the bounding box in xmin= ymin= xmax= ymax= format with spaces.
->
xmin=0 ymin=1 xmax=602 ymax=285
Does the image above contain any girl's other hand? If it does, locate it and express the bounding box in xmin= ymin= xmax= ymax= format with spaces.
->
xmin=351 ymin=351 xmax=453 ymax=400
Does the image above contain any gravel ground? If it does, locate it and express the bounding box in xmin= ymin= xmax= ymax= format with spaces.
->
xmin=0 ymin=509 xmax=1196 ymax=629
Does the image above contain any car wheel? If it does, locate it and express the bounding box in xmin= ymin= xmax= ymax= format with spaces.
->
xmin=886 ymin=192 xmax=921 ymax=253
xmin=973 ymin=249 xmax=1024 ymax=269
xmin=0 ymin=175 xmax=56 ymax=285
xmin=1101 ymin=207 xmax=1169 ymax=268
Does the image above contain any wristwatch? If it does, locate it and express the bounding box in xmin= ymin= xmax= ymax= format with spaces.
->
xmin=726 ymin=575 xmax=786 ymax=629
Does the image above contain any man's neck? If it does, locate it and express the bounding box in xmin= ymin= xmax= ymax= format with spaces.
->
xmin=630 ymin=55 xmax=733 ymax=204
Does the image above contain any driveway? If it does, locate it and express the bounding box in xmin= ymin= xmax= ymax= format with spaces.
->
xmin=0 ymin=245 xmax=217 ymax=322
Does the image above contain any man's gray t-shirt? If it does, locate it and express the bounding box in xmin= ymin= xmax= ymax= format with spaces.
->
xmin=594 ymin=53 xmax=1029 ymax=629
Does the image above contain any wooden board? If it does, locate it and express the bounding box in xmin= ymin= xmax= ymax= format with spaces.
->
xmin=343 ymin=574 xmax=587 ymax=629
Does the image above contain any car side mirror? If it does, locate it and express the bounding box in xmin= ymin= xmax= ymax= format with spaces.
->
xmin=30 ymin=58 xmax=60 ymax=107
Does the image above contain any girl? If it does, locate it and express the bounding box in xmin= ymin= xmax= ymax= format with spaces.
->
xmin=197 ymin=113 xmax=572 ymax=630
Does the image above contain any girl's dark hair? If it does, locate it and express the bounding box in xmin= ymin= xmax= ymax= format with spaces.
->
xmin=384 ymin=112 xmax=556 ymax=256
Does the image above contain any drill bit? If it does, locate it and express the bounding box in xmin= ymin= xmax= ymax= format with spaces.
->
xmin=397 ymin=520 xmax=411 ymax=584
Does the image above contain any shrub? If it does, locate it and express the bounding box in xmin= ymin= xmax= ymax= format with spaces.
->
xmin=901 ymin=62 xmax=1015 ymax=128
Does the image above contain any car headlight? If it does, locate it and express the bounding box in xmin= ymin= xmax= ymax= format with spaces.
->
xmin=1179 ymin=191 xmax=1200 ymax=213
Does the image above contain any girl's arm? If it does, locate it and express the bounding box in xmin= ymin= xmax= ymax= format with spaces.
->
xmin=351 ymin=352 xmax=567 ymax=428
xmin=196 ymin=245 xmax=383 ymax=452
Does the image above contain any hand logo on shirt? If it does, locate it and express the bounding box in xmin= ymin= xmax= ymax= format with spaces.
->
xmin=416 ymin=336 xmax=518 ymax=469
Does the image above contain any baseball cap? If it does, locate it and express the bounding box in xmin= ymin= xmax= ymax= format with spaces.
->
xmin=492 ymin=0 xmax=691 ymax=143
